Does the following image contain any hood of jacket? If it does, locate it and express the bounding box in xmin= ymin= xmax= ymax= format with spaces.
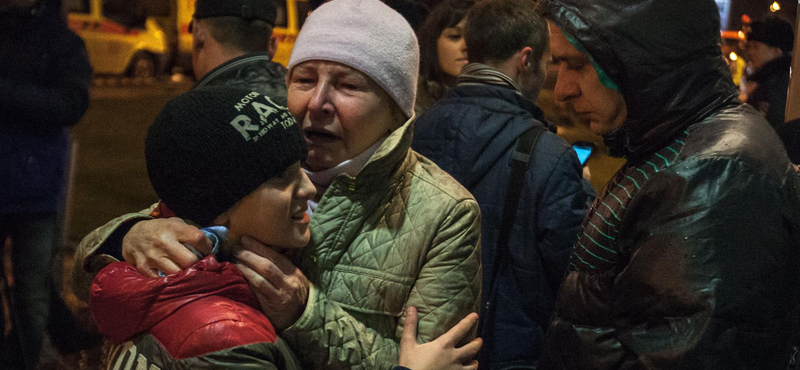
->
xmin=89 ymin=257 xmax=261 ymax=344
xmin=414 ymin=84 xmax=546 ymax=189
xmin=538 ymin=0 xmax=739 ymax=159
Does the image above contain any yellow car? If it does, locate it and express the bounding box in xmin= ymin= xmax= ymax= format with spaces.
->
xmin=66 ymin=0 xmax=167 ymax=78
xmin=176 ymin=0 xmax=309 ymax=68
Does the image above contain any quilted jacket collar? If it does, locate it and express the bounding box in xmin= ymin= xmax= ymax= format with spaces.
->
xmin=332 ymin=117 xmax=415 ymax=193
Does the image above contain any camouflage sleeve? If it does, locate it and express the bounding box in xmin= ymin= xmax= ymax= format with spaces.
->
xmin=71 ymin=205 xmax=156 ymax=302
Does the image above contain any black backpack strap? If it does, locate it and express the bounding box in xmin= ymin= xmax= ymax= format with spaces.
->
xmin=478 ymin=125 xmax=546 ymax=368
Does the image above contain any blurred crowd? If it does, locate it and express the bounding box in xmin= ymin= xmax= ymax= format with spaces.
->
xmin=2 ymin=0 xmax=800 ymax=369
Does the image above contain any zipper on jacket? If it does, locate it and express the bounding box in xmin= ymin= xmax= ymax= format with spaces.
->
xmin=788 ymin=346 xmax=798 ymax=369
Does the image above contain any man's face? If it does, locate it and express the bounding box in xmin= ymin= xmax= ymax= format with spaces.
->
xmin=548 ymin=21 xmax=627 ymax=136
xmin=745 ymin=40 xmax=782 ymax=70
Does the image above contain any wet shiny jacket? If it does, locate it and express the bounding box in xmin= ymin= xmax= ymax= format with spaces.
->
xmin=538 ymin=0 xmax=800 ymax=368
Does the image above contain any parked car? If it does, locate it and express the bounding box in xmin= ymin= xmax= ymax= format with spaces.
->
xmin=66 ymin=0 xmax=168 ymax=78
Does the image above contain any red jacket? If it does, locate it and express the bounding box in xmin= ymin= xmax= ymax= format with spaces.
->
xmin=90 ymin=257 xmax=284 ymax=360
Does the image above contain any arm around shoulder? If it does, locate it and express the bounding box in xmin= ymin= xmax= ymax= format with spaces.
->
xmin=72 ymin=207 xmax=155 ymax=302
xmin=280 ymin=198 xmax=482 ymax=370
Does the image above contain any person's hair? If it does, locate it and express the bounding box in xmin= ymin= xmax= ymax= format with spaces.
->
xmin=204 ymin=16 xmax=274 ymax=53
xmin=382 ymin=0 xmax=429 ymax=31
xmin=417 ymin=0 xmax=475 ymax=87
xmin=465 ymin=0 xmax=547 ymax=66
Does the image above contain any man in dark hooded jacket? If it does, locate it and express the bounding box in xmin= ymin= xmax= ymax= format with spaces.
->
xmin=188 ymin=0 xmax=288 ymax=105
xmin=536 ymin=0 xmax=800 ymax=369
xmin=412 ymin=0 xmax=592 ymax=367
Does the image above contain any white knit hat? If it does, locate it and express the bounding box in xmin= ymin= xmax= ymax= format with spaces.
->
xmin=287 ymin=0 xmax=419 ymax=118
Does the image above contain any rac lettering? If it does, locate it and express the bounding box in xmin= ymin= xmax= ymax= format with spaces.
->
xmin=230 ymin=92 xmax=295 ymax=142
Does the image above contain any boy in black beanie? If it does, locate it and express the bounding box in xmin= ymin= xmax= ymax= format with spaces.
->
xmin=87 ymin=87 xmax=313 ymax=370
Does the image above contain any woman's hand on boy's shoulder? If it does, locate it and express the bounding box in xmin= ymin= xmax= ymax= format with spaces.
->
xmin=399 ymin=307 xmax=481 ymax=370
xmin=122 ymin=218 xmax=211 ymax=277
xmin=234 ymin=236 xmax=309 ymax=332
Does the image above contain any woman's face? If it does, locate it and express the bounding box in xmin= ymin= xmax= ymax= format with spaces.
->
xmin=437 ymin=19 xmax=468 ymax=79
xmin=221 ymin=162 xmax=316 ymax=250
xmin=288 ymin=61 xmax=398 ymax=171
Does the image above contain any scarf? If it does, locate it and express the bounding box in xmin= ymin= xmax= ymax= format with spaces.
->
xmin=456 ymin=63 xmax=522 ymax=93
xmin=304 ymin=137 xmax=387 ymax=214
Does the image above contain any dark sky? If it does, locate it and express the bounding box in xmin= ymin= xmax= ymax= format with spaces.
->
xmin=726 ymin=0 xmax=797 ymax=29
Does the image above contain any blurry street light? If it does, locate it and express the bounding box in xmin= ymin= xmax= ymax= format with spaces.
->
xmin=729 ymin=52 xmax=738 ymax=61
xmin=770 ymin=1 xmax=781 ymax=12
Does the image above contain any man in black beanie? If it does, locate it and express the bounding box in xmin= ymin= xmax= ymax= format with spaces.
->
xmin=745 ymin=16 xmax=795 ymax=130
xmin=89 ymin=87 xmax=312 ymax=370
xmin=189 ymin=0 xmax=289 ymax=105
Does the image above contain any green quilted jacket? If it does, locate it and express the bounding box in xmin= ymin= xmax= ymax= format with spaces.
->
xmin=73 ymin=118 xmax=482 ymax=370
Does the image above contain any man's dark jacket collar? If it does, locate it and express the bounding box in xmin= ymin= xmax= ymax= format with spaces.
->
xmin=192 ymin=53 xmax=288 ymax=105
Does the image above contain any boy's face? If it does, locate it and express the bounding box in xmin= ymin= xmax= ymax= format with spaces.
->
xmin=221 ymin=162 xmax=316 ymax=250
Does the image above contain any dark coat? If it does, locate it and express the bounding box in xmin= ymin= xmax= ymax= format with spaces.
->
xmin=412 ymin=84 xmax=592 ymax=368
xmin=748 ymin=53 xmax=791 ymax=131
xmin=193 ymin=53 xmax=288 ymax=106
xmin=538 ymin=0 xmax=800 ymax=368
xmin=0 ymin=1 xmax=92 ymax=214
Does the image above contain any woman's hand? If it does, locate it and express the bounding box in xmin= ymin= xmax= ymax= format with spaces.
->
xmin=121 ymin=218 xmax=211 ymax=277
xmin=234 ymin=236 xmax=310 ymax=331
xmin=399 ymin=307 xmax=482 ymax=370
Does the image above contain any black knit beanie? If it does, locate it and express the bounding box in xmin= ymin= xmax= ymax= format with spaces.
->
xmin=146 ymin=87 xmax=307 ymax=226
xmin=748 ymin=17 xmax=795 ymax=53
xmin=194 ymin=0 xmax=277 ymax=26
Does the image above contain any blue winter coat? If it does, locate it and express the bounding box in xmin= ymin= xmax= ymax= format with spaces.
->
xmin=412 ymin=84 xmax=593 ymax=368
